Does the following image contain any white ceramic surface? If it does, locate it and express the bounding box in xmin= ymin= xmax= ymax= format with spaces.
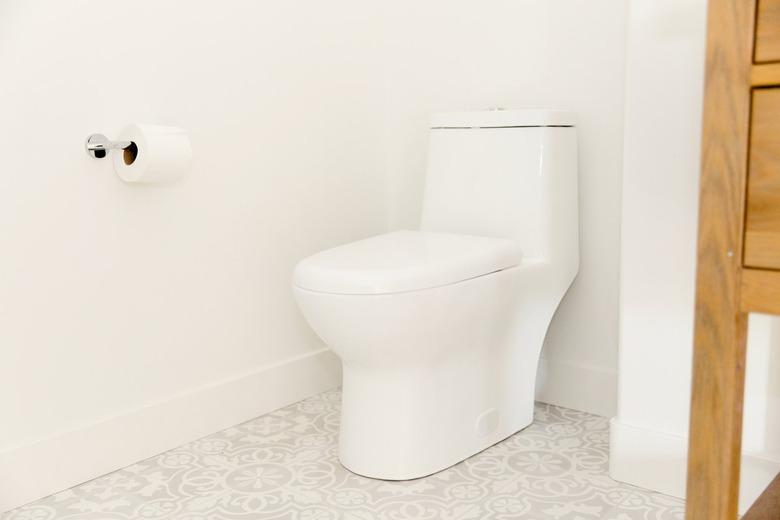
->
xmin=293 ymin=109 xmax=579 ymax=479
xmin=294 ymin=230 xmax=523 ymax=295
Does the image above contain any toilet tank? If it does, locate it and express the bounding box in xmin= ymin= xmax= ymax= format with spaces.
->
xmin=420 ymin=109 xmax=578 ymax=262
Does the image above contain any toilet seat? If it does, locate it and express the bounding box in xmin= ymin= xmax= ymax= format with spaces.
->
xmin=293 ymin=230 xmax=522 ymax=295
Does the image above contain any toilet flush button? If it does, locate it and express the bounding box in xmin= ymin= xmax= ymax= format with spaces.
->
xmin=476 ymin=408 xmax=500 ymax=437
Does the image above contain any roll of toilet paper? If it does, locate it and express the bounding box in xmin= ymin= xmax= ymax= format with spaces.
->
xmin=112 ymin=124 xmax=192 ymax=183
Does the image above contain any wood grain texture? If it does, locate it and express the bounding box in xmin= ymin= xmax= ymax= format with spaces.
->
xmin=756 ymin=0 xmax=780 ymax=63
xmin=745 ymin=88 xmax=780 ymax=269
xmin=744 ymin=231 xmax=780 ymax=267
xmin=752 ymin=63 xmax=780 ymax=85
xmin=741 ymin=268 xmax=780 ymax=314
xmin=685 ymin=0 xmax=755 ymax=519
xmin=742 ymin=472 xmax=780 ymax=519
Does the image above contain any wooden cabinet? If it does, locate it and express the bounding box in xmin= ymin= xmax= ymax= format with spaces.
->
xmin=756 ymin=0 xmax=780 ymax=62
xmin=687 ymin=1 xmax=780 ymax=519
xmin=745 ymin=88 xmax=780 ymax=269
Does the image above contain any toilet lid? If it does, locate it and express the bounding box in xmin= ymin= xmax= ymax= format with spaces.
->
xmin=293 ymin=230 xmax=523 ymax=295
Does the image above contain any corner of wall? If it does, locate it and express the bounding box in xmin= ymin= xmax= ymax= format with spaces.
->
xmin=535 ymin=358 xmax=617 ymax=417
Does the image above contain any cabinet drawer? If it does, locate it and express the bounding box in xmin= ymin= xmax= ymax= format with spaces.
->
xmin=745 ymin=88 xmax=780 ymax=268
xmin=756 ymin=0 xmax=780 ymax=63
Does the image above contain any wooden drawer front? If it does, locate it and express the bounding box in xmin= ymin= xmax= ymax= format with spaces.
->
xmin=745 ymin=88 xmax=780 ymax=268
xmin=756 ymin=0 xmax=780 ymax=63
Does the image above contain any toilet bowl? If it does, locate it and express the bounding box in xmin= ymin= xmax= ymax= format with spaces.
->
xmin=293 ymin=109 xmax=579 ymax=480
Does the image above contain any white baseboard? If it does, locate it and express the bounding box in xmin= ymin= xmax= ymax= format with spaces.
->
xmin=535 ymin=357 xmax=617 ymax=417
xmin=0 ymin=348 xmax=341 ymax=513
xmin=609 ymin=417 xmax=780 ymax=514
xmin=608 ymin=417 xmax=688 ymax=498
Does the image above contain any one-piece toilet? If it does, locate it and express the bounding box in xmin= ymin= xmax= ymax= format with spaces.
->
xmin=293 ymin=109 xmax=578 ymax=480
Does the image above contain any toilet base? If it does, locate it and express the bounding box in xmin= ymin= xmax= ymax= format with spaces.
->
xmin=336 ymin=356 xmax=538 ymax=480
xmin=339 ymin=419 xmax=534 ymax=481
xmin=294 ymin=263 xmax=572 ymax=481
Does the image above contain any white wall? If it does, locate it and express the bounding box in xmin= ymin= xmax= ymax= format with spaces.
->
xmin=382 ymin=0 xmax=627 ymax=417
xmin=610 ymin=0 xmax=780 ymax=513
xmin=0 ymin=0 xmax=383 ymax=510
xmin=0 ymin=0 xmax=627 ymax=510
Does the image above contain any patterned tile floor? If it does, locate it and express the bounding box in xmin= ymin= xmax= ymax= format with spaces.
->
xmin=5 ymin=389 xmax=684 ymax=519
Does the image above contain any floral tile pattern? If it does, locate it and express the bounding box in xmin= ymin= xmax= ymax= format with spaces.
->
xmin=4 ymin=389 xmax=684 ymax=519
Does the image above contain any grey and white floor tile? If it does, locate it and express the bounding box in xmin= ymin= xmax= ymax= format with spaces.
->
xmin=4 ymin=389 xmax=684 ymax=519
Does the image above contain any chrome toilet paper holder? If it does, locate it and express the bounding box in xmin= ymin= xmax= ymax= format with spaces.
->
xmin=85 ymin=133 xmax=132 ymax=159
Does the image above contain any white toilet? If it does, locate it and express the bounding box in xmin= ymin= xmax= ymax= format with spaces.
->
xmin=293 ymin=109 xmax=579 ymax=480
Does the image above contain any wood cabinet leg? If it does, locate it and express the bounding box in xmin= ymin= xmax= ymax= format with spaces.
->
xmin=686 ymin=311 xmax=748 ymax=519
xmin=684 ymin=0 xmax=754 ymax=517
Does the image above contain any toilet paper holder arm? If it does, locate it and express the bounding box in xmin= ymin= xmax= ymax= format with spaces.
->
xmin=85 ymin=133 xmax=133 ymax=159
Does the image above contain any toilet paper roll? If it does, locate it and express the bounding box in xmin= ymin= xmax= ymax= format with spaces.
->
xmin=112 ymin=124 xmax=192 ymax=183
